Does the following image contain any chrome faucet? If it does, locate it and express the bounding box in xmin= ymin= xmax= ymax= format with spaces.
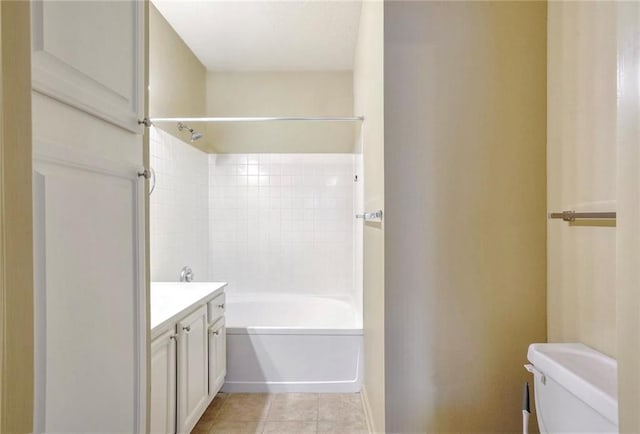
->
xmin=180 ymin=266 xmax=194 ymax=282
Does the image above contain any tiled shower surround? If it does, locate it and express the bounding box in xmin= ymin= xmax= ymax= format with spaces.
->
xmin=149 ymin=130 xmax=359 ymax=302
xmin=209 ymin=154 xmax=356 ymax=298
xmin=150 ymin=128 xmax=209 ymax=281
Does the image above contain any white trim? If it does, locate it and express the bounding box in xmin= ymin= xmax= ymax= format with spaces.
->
xmin=134 ymin=151 xmax=148 ymax=434
xmin=615 ymin=3 xmax=640 ymax=429
xmin=361 ymin=385 xmax=377 ymax=434
xmin=226 ymin=327 xmax=363 ymax=336
xmin=31 ymin=171 xmax=45 ymax=434
xmin=221 ymin=381 xmax=361 ymax=394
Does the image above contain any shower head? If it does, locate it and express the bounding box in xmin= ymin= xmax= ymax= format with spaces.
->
xmin=190 ymin=131 xmax=204 ymax=142
xmin=177 ymin=122 xmax=203 ymax=142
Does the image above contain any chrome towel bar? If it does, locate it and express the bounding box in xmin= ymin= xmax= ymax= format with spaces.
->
xmin=548 ymin=211 xmax=616 ymax=222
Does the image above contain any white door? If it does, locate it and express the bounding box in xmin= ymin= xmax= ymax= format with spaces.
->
xmin=177 ymin=306 xmax=209 ymax=434
xmin=31 ymin=1 xmax=147 ymax=433
xmin=209 ymin=318 xmax=227 ymax=396
xmin=150 ymin=329 xmax=177 ymax=434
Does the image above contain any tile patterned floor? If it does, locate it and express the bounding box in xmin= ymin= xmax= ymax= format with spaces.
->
xmin=191 ymin=393 xmax=369 ymax=434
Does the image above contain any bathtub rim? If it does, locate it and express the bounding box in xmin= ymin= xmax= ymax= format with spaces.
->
xmin=226 ymin=326 xmax=363 ymax=336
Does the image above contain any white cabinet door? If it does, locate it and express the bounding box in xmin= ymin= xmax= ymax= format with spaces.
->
xmin=150 ymin=329 xmax=177 ymax=434
xmin=31 ymin=1 xmax=146 ymax=433
xmin=177 ymin=306 xmax=209 ymax=434
xmin=33 ymin=148 xmax=146 ymax=434
xmin=209 ymin=319 xmax=227 ymax=396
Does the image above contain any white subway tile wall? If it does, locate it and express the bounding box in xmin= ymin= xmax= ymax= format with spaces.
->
xmin=209 ymin=154 xmax=356 ymax=298
xmin=150 ymin=128 xmax=209 ymax=282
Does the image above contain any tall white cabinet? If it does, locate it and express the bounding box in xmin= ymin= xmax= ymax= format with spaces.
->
xmin=31 ymin=1 xmax=146 ymax=433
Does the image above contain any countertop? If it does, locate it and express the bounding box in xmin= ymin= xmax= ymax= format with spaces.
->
xmin=150 ymin=281 xmax=227 ymax=337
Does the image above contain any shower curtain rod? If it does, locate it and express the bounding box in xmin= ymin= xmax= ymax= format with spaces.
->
xmin=143 ymin=116 xmax=364 ymax=124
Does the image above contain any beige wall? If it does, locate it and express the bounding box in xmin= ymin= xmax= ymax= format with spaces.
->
xmin=353 ymin=1 xmax=385 ymax=432
xmin=149 ymin=4 xmax=208 ymax=152
xmin=384 ymin=2 xmax=547 ymax=432
xmin=0 ymin=1 xmax=34 ymax=432
xmin=150 ymin=7 xmax=354 ymax=154
xmin=205 ymin=71 xmax=355 ymax=153
xmin=616 ymin=3 xmax=640 ymax=432
xmin=547 ymin=2 xmax=617 ymax=357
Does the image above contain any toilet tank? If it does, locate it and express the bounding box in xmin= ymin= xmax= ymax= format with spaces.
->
xmin=526 ymin=343 xmax=618 ymax=433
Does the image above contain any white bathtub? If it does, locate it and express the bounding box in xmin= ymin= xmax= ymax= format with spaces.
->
xmin=222 ymin=294 xmax=363 ymax=393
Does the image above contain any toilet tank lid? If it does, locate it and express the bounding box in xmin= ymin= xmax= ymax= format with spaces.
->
xmin=527 ymin=343 xmax=618 ymax=426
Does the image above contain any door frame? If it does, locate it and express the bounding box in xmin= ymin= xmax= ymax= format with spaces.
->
xmin=0 ymin=1 xmax=34 ymax=433
xmin=616 ymin=2 xmax=640 ymax=431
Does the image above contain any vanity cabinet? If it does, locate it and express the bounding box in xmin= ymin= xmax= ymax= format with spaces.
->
xmin=150 ymin=329 xmax=177 ymax=434
xmin=177 ymin=306 xmax=209 ymax=434
xmin=150 ymin=283 xmax=227 ymax=434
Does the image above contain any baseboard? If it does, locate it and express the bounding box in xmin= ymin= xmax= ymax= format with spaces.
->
xmin=361 ymin=385 xmax=377 ymax=434
xmin=222 ymin=380 xmax=361 ymax=393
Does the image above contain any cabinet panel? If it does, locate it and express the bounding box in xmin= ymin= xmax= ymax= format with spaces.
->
xmin=32 ymin=148 xmax=145 ymax=433
xmin=177 ymin=305 xmax=209 ymax=434
xmin=31 ymin=0 xmax=143 ymax=131
xmin=150 ymin=329 xmax=177 ymax=434
xmin=209 ymin=319 xmax=227 ymax=396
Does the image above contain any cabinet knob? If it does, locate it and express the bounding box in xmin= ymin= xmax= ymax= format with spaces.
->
xmin=212 ymin=330 xmax=220 ymax=336
xmin=217 ymin=303 xmax=225 ymax=309
xmin=183 ymin=326 xmax=191 ymax=332
xmin=169 ymin=334 xmax=177 ymax=341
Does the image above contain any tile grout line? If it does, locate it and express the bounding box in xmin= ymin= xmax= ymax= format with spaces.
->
xmin=214 ymin=393 xmax=229 ymax=420
xmin=207 ymin=393 xmax=228 ymax=433
xmin=260 ymin=394 xmax=275 ymax=434
xmin=316 ymin=394 xmax=320 ymax=434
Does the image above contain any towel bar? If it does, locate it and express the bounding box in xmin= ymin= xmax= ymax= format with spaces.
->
xmin=548 ymin=211 xmax=616 ymax=222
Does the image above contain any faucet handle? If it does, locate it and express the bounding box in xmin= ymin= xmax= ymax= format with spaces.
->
xmin=180 ymin=266 xmax=194 ymax=282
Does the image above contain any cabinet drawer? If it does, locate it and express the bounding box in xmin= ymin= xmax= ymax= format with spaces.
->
xmin=207 ymin=293 xmax=225 ymax=324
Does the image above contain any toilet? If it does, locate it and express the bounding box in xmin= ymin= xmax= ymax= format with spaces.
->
xmin=525 ymin=343 xmax=618 ymax=433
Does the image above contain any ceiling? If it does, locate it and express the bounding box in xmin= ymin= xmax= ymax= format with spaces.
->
xmin=152 ymin=0 xmax=363 ymax=72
